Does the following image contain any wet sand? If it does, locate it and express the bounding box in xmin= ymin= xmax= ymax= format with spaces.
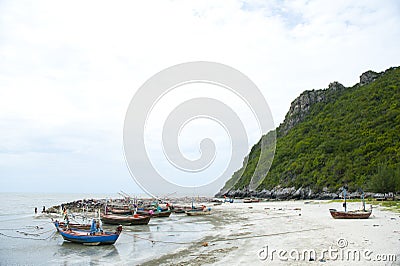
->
xmin=147 ymin=201 xmax=400 ymax=265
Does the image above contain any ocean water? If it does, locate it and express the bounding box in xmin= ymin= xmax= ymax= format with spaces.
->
xmin=0 ymin=193 xmax=214 ymax=265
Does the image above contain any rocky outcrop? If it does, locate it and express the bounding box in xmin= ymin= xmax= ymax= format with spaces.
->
xmin=219 ymin=186 xmax=375 ymax=200
xmin=278 ymin=81 xmax=345 ymax=136
xmin=359 ymin=70 xmax=381 ymax=86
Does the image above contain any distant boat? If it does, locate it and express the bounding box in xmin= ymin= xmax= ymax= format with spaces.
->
xmin=243 ymin=198 xmax=252 ymax=203
xmin=110 ymin=208 xmax=133 ymax=215
xmin=137 ymin=209 xmax=172 ymax=218
xmin=54 ymin=221 xmax=122 ymax=245
xmin=171 ymin=206 xmax=201 ymax=213
xmin=243 ymin=198 xmax=259 ymax=203
xmin=329 ymin=209 xmax=372 ymax=219
xmin=101 ymin=213 xmax=151 ymax=225
xmin=185 ymin=208 xmax=212 ymax=216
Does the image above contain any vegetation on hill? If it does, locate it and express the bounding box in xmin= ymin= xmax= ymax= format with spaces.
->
xmin=222 ymin=67 xmax=400 ymax=194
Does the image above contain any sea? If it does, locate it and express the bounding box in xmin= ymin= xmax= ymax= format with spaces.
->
xmin=0 ymin=193 xmax=214 ymax=265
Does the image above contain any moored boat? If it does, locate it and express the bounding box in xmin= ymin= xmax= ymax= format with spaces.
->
xmin=329 ymin=186 xmax=372 ymax=219
xmin=243 ymin=198 xmax=252 ymax=203
xmin=110 ymin=208 xmax=133 ymax=215
xmin=57 ymin=221 xmax=91 ymax=230
xmin=329 ymin=209 xmax=372 ymax=219
xmin=54 ymin=221 xmax=122 ymax=245
xmin=137 ymin=210 xmax=172 ymax=218
xmin=101 ymin=213 xmax=151 ymax=225
xmin=185 ymin=208 xmax=212 ymax=216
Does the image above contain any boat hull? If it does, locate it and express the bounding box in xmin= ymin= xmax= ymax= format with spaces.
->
xmin=137 ymin=210 xmax=172 ymax=218
xmin=101 ymin=214 xmax=151 ymax=225
xmin=54 ymin=222 xmax=121 ymax=245
xmin=110 ymin=209 xmax=133 ymax=215
xmin=185 ymin=210 xmax=212 ymax=216
xmin=329 ymin=209 xmax=372 ymax=219
xmin=58 ymin=222 xmax=91 ymax=230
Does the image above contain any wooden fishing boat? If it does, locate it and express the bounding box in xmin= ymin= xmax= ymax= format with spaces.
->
xmin=110 ymin=208 xmax=133 ymax=215
xmin=58 ymin=221 xmax=91 ymax=230
xmin=329 ymin=187 xmax=372 ymax=219
xmin=171 ymin=206 xmax=201 ymax=213
xmin=101 ymin=213 xmax=151 ymax=225
xmin=185 ymin=209 xmax=212 ymax=216
xmin=155 ymin=210 xmax=172 ymax=217
xmin=137 ymin=210 xmax=172 ymax=218
xmin=329 ymin=209 xmax=372 ymax=219
xmin=54 ymin=221 xmax=122 ymax=245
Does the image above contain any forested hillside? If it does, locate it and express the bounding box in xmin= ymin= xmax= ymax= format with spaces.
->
xmin=218 ymin=67 xmax=400 ymax=197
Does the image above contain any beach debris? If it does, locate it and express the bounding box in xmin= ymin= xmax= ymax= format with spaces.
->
xmin=373 ymin=224 xmax=380 ymax=227
xmin=248 ymin=207 xmax=253 ymax=209
xmin=202 ymin=242 xmax=209 ymax=247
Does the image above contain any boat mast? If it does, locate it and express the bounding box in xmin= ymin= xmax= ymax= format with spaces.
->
xmin=343 ymin=186 xmax=347 ymax=212
xmin=360 ymin=188 xmax=366 ymax=211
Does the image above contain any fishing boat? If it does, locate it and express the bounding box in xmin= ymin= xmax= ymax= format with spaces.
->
xmin=329 ymin=209 xmax=372 ymax=219
xmin=329 ymin=187 xmax=372 ymax=219
xmin=137 ymin=209 xmax=172 ymax=218
xmin=101 ymin=213 xmax=151 ymax=225
xmin=110 ymin=208 xmax=133 ymax=215
xmin=171 ymin=205 xmax=201 ymax=213
xmin=54 ymin=221 xmax=122 ymax=245
xmin=57 ymin=221 xmax=91 ymax=230
xmin=185 ymin=206 xmax=212 ymax=216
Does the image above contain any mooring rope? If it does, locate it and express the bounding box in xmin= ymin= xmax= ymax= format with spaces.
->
xmin=121 ymin=227 xmax=325 ymax=245
xmin=123 ymin=231 xmax=192 ymax=245
xmin=0 ymin=230 xmax=56 ymax=241
xmin=0 ymin=221 xmax=53 ymax=231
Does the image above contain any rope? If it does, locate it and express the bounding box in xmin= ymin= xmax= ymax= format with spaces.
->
xmin=16 ymin=228 xmax=55 ymax=236
xmin=213 ymin=227 xmax=324 ymax=242
xmin=123 ymin=231 xmax=190 ymax=244
xmin=239 ymin=214 xmax=300 ymax=222
xmin=0 ymin=230 xmax=56 ymax=241
xmin=0 ymin=221 xmax=53 ymax=231
xmin=121 ymin=227 xmax=324 ymax=245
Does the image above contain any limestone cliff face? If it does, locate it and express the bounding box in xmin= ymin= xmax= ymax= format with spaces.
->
xmin=278 ymin=81 xmax=345 ymax=136
xmin=216 ymin=67 xmax=395 ymax=199
xmin=359 ymin=70 xmax=381 ymax=86
xmin=277 ymin=69 xmax=384 ymax=137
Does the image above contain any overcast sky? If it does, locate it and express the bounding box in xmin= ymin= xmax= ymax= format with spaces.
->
xmin=0 ymin=0 xmax=399 ymax=195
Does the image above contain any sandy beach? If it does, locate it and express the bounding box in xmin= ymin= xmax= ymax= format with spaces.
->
xmin=146 ymin=201 xmax=400 ymax=265
xmin=1 ymin=194 xmax=399 ymax=265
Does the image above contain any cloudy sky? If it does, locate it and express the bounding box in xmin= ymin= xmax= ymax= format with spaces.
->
xmin=0 ymin=0 xmax=399 ymax=195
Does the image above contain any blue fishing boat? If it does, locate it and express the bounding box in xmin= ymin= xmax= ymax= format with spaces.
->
xmin=54 ymin=221 xmax=122 ymax=245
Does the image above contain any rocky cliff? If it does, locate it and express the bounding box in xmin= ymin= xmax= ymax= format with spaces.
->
xmin=216 ymin=67 xmax=398 ymax=199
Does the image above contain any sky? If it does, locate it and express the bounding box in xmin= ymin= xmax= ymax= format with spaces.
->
xmin=0 ymin=0 xmax=399 ymax=195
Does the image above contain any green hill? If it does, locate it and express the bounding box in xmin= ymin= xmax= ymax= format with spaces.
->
xmin=218 ymin=67 xmax=400 ymax=197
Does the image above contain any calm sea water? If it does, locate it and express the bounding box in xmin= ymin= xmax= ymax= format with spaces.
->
xmin=0 ymin=193 xmax=214 ymax=265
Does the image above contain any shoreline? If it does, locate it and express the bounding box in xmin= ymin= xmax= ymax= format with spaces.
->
xmin=142 ymin=201 xmax=400 ymax=265
xmin=0 ymin=194 xmax=399 ymax=265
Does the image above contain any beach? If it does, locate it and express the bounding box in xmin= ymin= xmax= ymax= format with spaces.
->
xmin=0 ymin=194 xmax=399 ymax=265
xmin=146 ymin=201 xmax=400 ymax=265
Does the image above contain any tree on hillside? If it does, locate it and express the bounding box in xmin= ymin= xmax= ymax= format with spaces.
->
xmin=370 ymin=164 xmax=399 ymax=194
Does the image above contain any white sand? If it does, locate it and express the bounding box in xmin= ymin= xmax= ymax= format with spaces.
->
xmin=157 ymin=201 xmax=400 ymax=265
